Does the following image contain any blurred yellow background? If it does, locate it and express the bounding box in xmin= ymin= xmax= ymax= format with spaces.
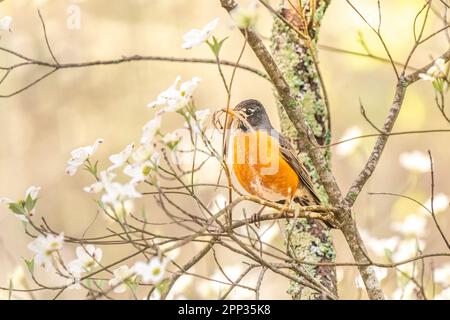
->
xmin=0 ymin=0 xmax=449 ymax=299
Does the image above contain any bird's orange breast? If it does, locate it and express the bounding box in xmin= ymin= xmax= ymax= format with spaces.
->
xmin=232 ymin=131 xmax=299 ymax=201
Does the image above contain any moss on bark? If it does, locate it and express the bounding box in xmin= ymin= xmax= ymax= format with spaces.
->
xmin=271 ymin=1 xmax=337 ymax=300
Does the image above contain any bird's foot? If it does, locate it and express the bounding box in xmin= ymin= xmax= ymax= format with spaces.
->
xmin=249 ymin=206 xmax=266 ymax=228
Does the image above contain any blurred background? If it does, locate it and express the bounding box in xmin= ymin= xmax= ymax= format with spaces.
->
xmin=0 ymin=0 xmax=449 ymax=299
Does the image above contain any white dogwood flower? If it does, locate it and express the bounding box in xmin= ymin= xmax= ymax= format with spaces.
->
xmin=101 ymin=182 xmax=142 ymax=206
xmin=169 ymin=275 xmax=193 ymax=299
xmin=124 ymin=155 xmax=159 ymax=184
xmin=0 ymin=16 xmax=12 ymax=31
xmin=391 ymin=282 xmax=417 ymax=300
xmin=186 ymin=109 xmax=211 ymax=133
xmin=392 ymin=214 xmax=427 ymax=237
xmin=66 ymin=138 xmax=103 ymax=176
xmin=140 ymin=117 xmax=161 ymax=145
xmin=105 ymin=199 xmax=135 ymax=222
xmin=230 ymin=2 xmax=258 ymax=29
xmin=25 ymin=186 xmax=40 ymax=200
xmin=0 ymin=186 xmax=41 ymax=222
xmin=84 ymin=170 xmax=116 ymax=193
xmin=162 ymin=131 xmax=182 ymax=149
xmin=147 ymin=76 xmax=201 ymax=114
xmin=393 ymin=239 xmax=425 ymax=262
xmin=336 ymin=126 xmax=363 ymax=156
xmin=435 ymin=288 xmax=450 ymax=300
xmin=109 ymin=265 xmax=135 ymax=293
xmin=132 ymin=257 xmax=167 ymax=284
xmin=419 ymin=58 xmax=446 ymax=82
xmin=68 ymin=245 xmax=102 ymax=274
xmin=434 ymin=263 xmax=450 ymax=285
xmin=393 ymin=239 xmax=426 ymax=276
xmin=27 ymin=232 xmax=64 ymax=270
xmin=164 ymin=247 xmax=180 ymax=262
xmin=182 ymin=18 xmax=219 ymax=49
xmin=399 ymin=151 xmax=430 ymax=173
xmin=375 ymin=267 xmax=388 ymax=282
xmin=419 ymin=73 xmax=436 ymax=82
xmin=107 ymin=143 xmax=134 ymax=172
xmin=149 ymin=290 xmax=162 ymax=300
xmin=0 ymin=186 xmax=39 ymax=206
xmin=364 ymin=235 xmax=399 ymax=257
xmin=124 ymin=161 xmax=155 ymax=184
xmin=423 ymin=193 xmax=449 ymax=214
xmin=419 ymin=58 xmax=448 ymax=92
xmin=8 ymin=266 xmax=26 ymax=288
xmin=131 ymin=144 xmax=156 ymax=163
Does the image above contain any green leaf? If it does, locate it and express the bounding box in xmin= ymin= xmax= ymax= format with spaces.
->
xmin=93 ymin=160 xmax=99 ymax=176
xmin=415 ymin=238 xmax=422 ymax=253
xmin=141 ymin=207 xmax=148 ymax=222
xmin=24 ymin=258 xmax=35 ymax=274
xmin=84 ymin=158 xmax=99 ymax=178
xmin=357 ymin=30 xmax=371 ymax=55
xmin=24 ymin=194 xmax=37 ymax=213
xmin=384 ymin=248 xmax=393 ymax=260
xmin=167 ymin=140 xmax=181 ymax=151
xmin=128 ymin=280 xmax=139 ymax=294
xmin=84 ymin=278 xmax=92 ymax=289
xmin=156 ymin=278 xmax=170 ymax=293
xmin=8 ymin=202 xmax=26 ymax=216
xmin=95 ymin=279 xmax=105 ymax=289
xmin=432 ymin=78 xmax=446 ymax=93
xmin=97 ymin=199 xmax=105 ymax=211
xmin=207 ymin=36 xmax=228 ymax=57
xmin=217 ymin=37 xmax=228 ymax=52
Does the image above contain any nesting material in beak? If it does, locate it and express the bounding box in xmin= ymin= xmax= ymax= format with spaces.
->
xmin=212 ymin=108 xmax=248 ymax=131
xmin=222 ymin=108 xmax=237 ymax=129
xmin=222 ymin=108 xmax=249 ymax=130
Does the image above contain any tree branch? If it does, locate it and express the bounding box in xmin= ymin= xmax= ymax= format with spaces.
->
xmin=344 ymin=49 xmax=450 ymax=208
xmin=219 ymin=0 xmax=385 ymax=300
xmin=0 ymin=50 xmax=268 ymax=98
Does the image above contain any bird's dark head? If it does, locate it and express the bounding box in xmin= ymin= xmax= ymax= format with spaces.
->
xmin=233 ymin=99 xmax=272 ymax=132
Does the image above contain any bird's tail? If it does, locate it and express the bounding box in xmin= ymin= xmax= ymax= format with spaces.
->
xmin=292 ymin=184 xmax=321 ymax=206
xmin=290 ymin=186 xmax=334 ymax=228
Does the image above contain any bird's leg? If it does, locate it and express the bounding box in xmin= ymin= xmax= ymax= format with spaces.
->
xmin=274 ymin=196 xmax=293 ymax=220
xmin=280 ymin=203 xmax=290 ymax=219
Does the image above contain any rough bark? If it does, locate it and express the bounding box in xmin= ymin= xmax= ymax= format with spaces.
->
xmin=270 ymin=1 xmax=337 ymax=300
xmin=220 ymin=0 xmax=387 ymax=300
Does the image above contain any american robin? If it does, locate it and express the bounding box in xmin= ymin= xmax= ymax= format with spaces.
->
xmin=226 ymin=99 xmax=321 ymax=209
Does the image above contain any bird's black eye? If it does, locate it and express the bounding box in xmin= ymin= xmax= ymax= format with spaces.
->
xmin=245 ymin=107 xmax=255 ymax=115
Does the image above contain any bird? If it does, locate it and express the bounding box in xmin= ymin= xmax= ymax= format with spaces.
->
xmin=225 ymin=99 xmax=322 ymax=212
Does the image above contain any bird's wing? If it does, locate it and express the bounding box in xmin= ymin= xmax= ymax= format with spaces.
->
xmin=276 ymin=133 xmax=322 ymax=205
